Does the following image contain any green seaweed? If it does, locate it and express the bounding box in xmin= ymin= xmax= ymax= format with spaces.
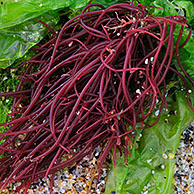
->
xmin=105 ymin=92 xmax=194 ymax=194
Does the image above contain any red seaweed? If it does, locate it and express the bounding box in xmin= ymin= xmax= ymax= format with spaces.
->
xmin=0 ymin=1 xmax=193 ymax=192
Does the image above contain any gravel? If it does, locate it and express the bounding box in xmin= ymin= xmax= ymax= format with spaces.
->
xmin=174 ymin=124 xmax=194 ymax=194
xmin=2 ymin=125 xmax=194 ymax=193
xmin=4 ymin=145 xmax=110 ymax=194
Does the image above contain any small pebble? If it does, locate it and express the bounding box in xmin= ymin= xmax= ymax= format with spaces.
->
xmin=168 ymin=153 xmax=174 ymax=159
xmin=162 ymin=153 xmax=168 ymax=159
xmin=146 ymin=159 xmax=152 ymax=163
xmin=161 ymin=164 xmax=165 ymax=170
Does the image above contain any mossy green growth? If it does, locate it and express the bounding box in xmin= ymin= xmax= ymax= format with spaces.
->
xmin=0 ymin=67 xmax=19 ymax=144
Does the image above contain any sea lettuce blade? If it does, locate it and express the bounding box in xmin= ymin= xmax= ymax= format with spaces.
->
xmin=0 ymin=13 xmax=59 ymax=68
xmin=0 ymin=0 xmax=90 ymax=68
xmin=0 ymin=0 xmax=123 ymax=68
xmin=105 ymin=92 xmax=194 ymax=194
xmin=0 ymin=0 xmax=90 ymax=29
